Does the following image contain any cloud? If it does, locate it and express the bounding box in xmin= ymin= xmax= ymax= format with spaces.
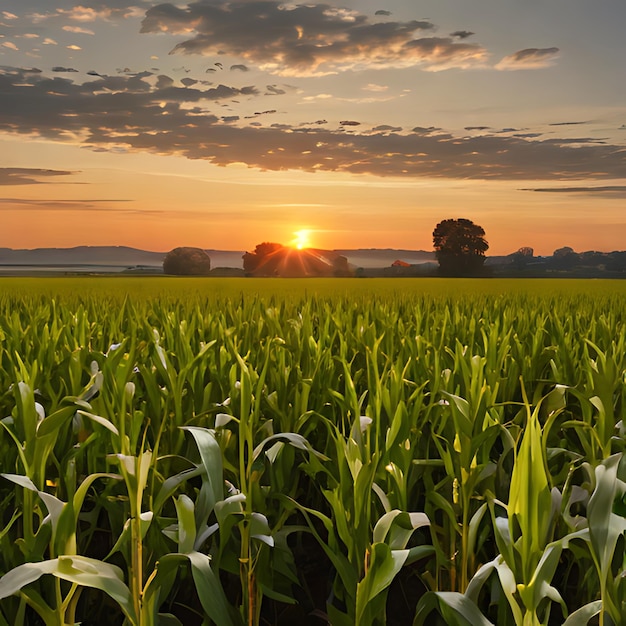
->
xmin=1 ymin=67 xmax=625 ymax=181
xmin=548 ymin=120 xmax=589 ymax=126
xmin=372 ymin=125 xmax=402 ymax=133
xmin=0 ymin=198 xmax=144 ymax=212
xmin=0 ymin=168 xmax=76 ymax=185
xmin=363 ymin=83 xmax=388 ymax=92
xmin=412 ymin=126 xmax=441 ymax=134
xmin=265 ymin=84 xmax=286 ymax=95
xmin=67 ymin=45 xmax=83 ymax=51
xmin=496 ymin=47 xmax=560 ymax=70
xmin=52 ymin=66 xmax=79 ymax=72
xmin=450 ymin=30 xmax=474 ymax=39
xmin=522 ymin=186 xmax=626 ymax=196
xmin=2 ymin=42 xmax=19 ymax=51
xmin=62 ymin=25 xmax=96 ymax=35
xmin=230 ymin=64 xmax=249 ymax=72
xmin=141 ymin=1 xmax=486 ymax=76
xmin=55 ymin=4 xmax=145 ymax=22
xmin=374 ymin=10 xmax=392 ymax=16
xmin=2 ymin=12 xmax=18 ymax=20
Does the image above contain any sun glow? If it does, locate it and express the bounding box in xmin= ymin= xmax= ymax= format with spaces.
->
xmin=291 ymin=229 xmax=312 ymax=250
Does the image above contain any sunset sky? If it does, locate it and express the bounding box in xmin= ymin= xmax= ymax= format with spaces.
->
xmin=1 ymin=0 xmax=625 ymax=255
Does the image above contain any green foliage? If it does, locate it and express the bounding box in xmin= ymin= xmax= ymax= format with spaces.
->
xmin=0 ymin=277 xmax=624 ymax=624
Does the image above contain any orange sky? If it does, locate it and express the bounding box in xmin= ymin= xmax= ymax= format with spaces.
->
xmin=1 ymin=0 xmax=625 ymax=255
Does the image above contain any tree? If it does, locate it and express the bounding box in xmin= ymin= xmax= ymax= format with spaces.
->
xmin=515 ymin=246 xmax=534 ymax=258
xmin=242 ymin=242 xmax=284 ymax=274
xmin=163 ymin=247 xmax=211 ymax=275
xmin=550 ymin=246 xmax=579 ymax=270
xmin=432 ymin=218 xmax=489 ymax=275
xmin=509 ymin=246 xmax=534 ymax=270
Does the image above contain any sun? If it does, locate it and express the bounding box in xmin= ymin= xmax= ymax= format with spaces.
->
xmin=291 ymin=229 xmax=312 ymax=250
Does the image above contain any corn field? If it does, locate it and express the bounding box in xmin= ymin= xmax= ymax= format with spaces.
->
xmin=0 ymin=277 xmax=625 ymax=626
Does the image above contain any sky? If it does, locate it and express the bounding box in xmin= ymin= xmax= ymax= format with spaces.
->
xmin=0 ymin=0 xmax=625 ymax=255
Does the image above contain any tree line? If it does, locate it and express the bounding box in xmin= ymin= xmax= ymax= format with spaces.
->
xmin=162 ymin=219 xmax=626 ymax=278
xmin=162 ymin=218 xmax=491 ymax=277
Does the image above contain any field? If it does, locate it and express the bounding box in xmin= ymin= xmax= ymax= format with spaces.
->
xmin=0 ymin=277 xmax=625 ymax=626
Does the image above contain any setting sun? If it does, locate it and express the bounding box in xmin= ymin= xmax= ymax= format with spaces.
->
xmin=291 ymin=229 xmax=312 ymax=250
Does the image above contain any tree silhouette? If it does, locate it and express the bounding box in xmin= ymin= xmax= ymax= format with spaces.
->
xmin=163 ymin=247 xmax=212 ymax=275
xmin=510 ymin=246 xmax=534 ymax=270
xmin=432 ymin=218 xmax=489 ymax=275
xmin=242 ymin=242 xmax=284 ymax=274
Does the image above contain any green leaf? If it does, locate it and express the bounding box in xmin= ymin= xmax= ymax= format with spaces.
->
xmin=252 ymin=432 xmax=326 ymax=462
xmin=174 ymin=494 xmax=196 ymax=554
xmin=75 ymin=410 xmax=119 ymax=435
xmin=588 ymin=454 xmax=626 ymax=581
xmin=0 ymin=560 xmax=58 ymax=599
xmin=153 ymin=466 xmax=202 ymax=515
xmin=356 ymin=543 xmax=407 ymax=624
xmin=414 ymin=591 xmax=495 ymax=626
xmin=508 ymin=403 xmax=553 ymax=583
xmin=35 ymin=405 xmax=79 ymax=438
xmin=0 ymin=557 xmax=137 ymax=625
xmin=188 ymin=551 xmax=237 ymax=626
xmin=373 ymin=510 xmax=430 ymax=549
xmin=181 ymin=427 xmax=224 ymax=508
xmin=249 ymin=512 xmax=274 ymax=547
xmin=562 ymin=600 xmax=603 ymax=626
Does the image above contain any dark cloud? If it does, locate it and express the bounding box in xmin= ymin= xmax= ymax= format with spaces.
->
xmin=412 ymin=126 xmax=441 ymax=134
xmin=230 ymin=64 xmax=249 ymax=72
xmin=371 ymin=124 xmax=402 ymax=133
xmin=548 ymin=121 xmax=589 ymax=126
xmin=299 ymin=120 xmax=328 ymax=126
xmin=141 ymin=1 xmax=485 ymax=75
xmin=496 ymin=47 xmax=560 ymax=70
xmin=180 ymin=77 xmax=198 ymax=86
xmin=0 ymin=167 xmax=76 ymax=185
xmin=465 ymin=126 xmax=490 ymax=131
xmin=340 ymin=120 xmax=361 ymax=126
xmin=52 ymin=66 xmax=79 ymax=73
xmin=522 ymin=186 xmax=626 ymax=194
xmin=450 ymin=30 xmax=474 ymax=39
xmin=265 ymin=84 xmax=285 ymax=96
xmin=375 ymin=10 xmax=392 ymax=16
xmin=1 ymin=68 xmax=625 ymax=181
xmin=156 ymin=74 xmax=174 ymax=88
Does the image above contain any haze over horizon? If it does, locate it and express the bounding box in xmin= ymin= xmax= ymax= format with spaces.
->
xmin=1 ymin=0 xmax=625 ymax=256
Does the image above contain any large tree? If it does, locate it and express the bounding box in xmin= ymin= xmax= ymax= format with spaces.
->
xmin=432 ymin=218 xmax=489 ymax=275
xmin=163 ymin=247 xmax=212 ymax=275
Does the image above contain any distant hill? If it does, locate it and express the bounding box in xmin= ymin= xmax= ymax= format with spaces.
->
xmin=0 ymin=246 xmax=166 ymax=266
xmin=0 ymin=246 xmax=435 ymax=272
xmin=336 ymin=249 xmax=435 ymax=268
xmin=0 ymin=246 xmax=244 ymax=272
